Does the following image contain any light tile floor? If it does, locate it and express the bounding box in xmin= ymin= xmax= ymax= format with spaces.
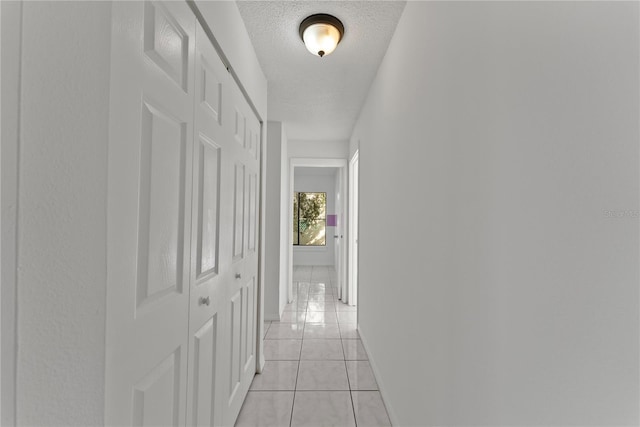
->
xmin=235 ymin=265 xmax=392 ymax=427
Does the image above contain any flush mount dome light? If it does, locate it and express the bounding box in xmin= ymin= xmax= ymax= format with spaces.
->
xmin=299 ymin=14 xmax=344 ymax=58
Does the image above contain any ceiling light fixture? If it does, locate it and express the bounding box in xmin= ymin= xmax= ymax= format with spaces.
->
xmin=299 ymin=14 xmax=344 ymax=58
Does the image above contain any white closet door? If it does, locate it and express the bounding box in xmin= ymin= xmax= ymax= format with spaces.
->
xmin=223 ymin=81 xmax=261 ymax=426
xmin=184 ymin=22 xmax=230 ymax=427
xmin=106 ymin=1 xmax=195 ymax=425
xmin=107 ymin=2 xmax=261 ymax=426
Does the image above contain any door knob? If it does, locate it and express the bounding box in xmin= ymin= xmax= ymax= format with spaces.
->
xmin=199 ymin=296 xmax=210 ymax=306
xmin=235 ymin=273 xmax=242 ymax=279
xmin=333 ymin=235 xmax=339 ymax=238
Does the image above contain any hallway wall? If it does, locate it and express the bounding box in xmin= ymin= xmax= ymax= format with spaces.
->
xmin=288 ymin=140 xmax=348 ymax=159
xmin=265 ymin=122 xmax=289 ymax=320
xmin=12 ymin=3 xmax=112 ymax=425
xmin=351 ymin=2 xmax=639 ymax=425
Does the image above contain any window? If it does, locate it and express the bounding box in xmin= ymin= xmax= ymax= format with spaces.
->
xmin=293 ymin=192 xmax=326 ymax=246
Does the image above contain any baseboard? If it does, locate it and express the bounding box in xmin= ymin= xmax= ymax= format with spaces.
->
xmin=264 ymin=314 xmax=281 ymax=322
xmin=358 ymin=326 xmax=399 ymax=427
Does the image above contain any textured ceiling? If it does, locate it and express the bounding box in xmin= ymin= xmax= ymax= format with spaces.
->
xmin=236 ymin=1 xmax=406 ymax=141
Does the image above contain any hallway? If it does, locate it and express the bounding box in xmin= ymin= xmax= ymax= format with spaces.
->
xmin=3 ymin=2 xmax=637 ymax=425
xmin=235 ymin=266 xmax=390 ymax=426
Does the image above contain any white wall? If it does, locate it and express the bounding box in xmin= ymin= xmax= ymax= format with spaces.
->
xmin=278 ymin=126 xmax=290 ymax=315
xmin=12 ymin=3 xmax=113 ymax=425
xmin=1 ymin=2 xmax=22 ymax=424
xmin=265 ymin=122 xmax=289 ymax=320
xmin=293 ymin=172 xmax=336 ymax=266
xmin=288 ymin=140 xmax=348 ymax=159
xmin=352 ymin=2 xmax=639 ymax=426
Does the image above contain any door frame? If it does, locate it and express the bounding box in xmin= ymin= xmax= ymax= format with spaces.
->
xmin=288 ymin=158 xmax=347 ymax=303
xmin=256 ymin=121 xmax=266 ymax=372
xmin=348 ymin=150 xmax=359 ymax=306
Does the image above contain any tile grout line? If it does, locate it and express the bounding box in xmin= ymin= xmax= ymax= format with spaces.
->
xmin=289 ymin=278 xmax=310 ymax=427
xmin=339 ymin=270 xmax=359 ymax=426
xmin=342 ymin=310 xmax=358 ymax=427
xmin=286 ymin=271 xmax=351 ymax=425
xmin=290 ymin=281 xmax=306 ymax=426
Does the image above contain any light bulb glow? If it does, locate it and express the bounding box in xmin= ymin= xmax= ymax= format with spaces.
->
xmin=299 ymin=14 xmax=344 ymax=58
xmin=302 ymin=23 xmax=341 ymax=57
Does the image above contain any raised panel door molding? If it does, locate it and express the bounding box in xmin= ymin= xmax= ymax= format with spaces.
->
xmin=133 ymin=348 xmax=182 ymax=427
xmin=243 ymin=277 xmax=256 ymax=372
xmin=190 ymin=316 xmax=218 ymax=426
xmin=199 ymin=56 xmax=223 ymax=124
xmin=247 ymin=119 xmax=259 ymax=160
xmin=228 ymin=288 xmax=243 ymax=403
xmin=247 ymin=172 xmax=257 ymax=253
xmin=144 ymin=1 xmax=189 ymax=91
xmin=232 ymin=163 xmax=245 ymax=261
xmin=137 ymin=100 xmax=188 ymax=311
xmin=234 ymin=108 xmax=246 ymax=147
xmin=195 ymin=135 xmax=221 ymax=280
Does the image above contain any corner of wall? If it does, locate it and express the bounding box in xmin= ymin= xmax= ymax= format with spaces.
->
xmin=278 ymin=123 xmax=290 ymax=315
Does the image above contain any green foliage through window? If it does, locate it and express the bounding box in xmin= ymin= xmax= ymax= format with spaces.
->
xmin=293 ymin=192 xmax=326 ymax=246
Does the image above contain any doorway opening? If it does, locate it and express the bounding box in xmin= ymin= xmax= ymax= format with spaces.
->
xmin=288 ymin=159 xmax=347 ymax=304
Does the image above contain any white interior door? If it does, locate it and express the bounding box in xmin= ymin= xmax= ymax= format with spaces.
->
xmin=223 ymin=86 xmax=260 ymax=425
xmin=223 ymin=78 xmax=261 ymax=426
xmin=185 ymin=21 xmax=230 ymax=427
xmin=107 ymin=3 xmax=260 ymax=426
xmin=106 ymin=2 xmax=195 ymax=424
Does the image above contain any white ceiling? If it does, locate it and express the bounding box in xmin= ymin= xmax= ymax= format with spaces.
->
xmin=236 ymin=1 xmax=406 ymax=141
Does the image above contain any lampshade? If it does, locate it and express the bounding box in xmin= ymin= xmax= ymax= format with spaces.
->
xmin=299 ymin=14 xmax=344 ymax=58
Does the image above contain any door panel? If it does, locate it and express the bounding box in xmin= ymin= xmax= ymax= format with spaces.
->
xmin=106 ymin=2 xmax=194 ymax=425
xmin=190 ymin=318 xmax=217 ymax=426
xmin=133 ymin=348 xmax=182 ymax=427
xmin=195 ymin=137 xmax=220 ymax=278
xmin=143 ymin=1 xmax=189 ymax=91
xmin=248 ymin=173 xmax=257 ymax=253
xmin=233 ymin=164 xmax=245 ymax=261
xmin=234 ymin=109 xmax=245 ymax=147
xmin=228 ymin=288 xmax=242 ymax=403
xmin=244 ymin=277 xmax=256 ymax=371
xmin=137 ymin=101 xmax=187 ymax=309
xmin=200 ymin=59 xmax=222 ymax=124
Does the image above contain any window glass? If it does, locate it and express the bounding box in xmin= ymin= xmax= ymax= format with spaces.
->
xmin=293 ymin=192 xmax=326 ymax=246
